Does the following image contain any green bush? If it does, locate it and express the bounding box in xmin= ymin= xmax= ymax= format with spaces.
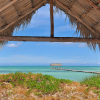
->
xmin=0 ymin=72 xmax=72 ymax=95
xmin=80 ymin=74 xmax=100 ymax=88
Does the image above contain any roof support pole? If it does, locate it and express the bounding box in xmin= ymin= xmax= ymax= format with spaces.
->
xmin=50 ymin=0 xmax=54 ymax=37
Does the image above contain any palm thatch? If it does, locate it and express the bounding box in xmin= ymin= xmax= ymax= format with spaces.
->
xmin=0 ymin=0 xmax=100 ymax=50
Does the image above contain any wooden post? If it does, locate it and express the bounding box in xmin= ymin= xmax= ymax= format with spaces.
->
xmin=50 ymin=0 xmax=54 ymax=37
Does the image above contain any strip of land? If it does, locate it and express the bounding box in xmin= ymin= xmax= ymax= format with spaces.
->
xmin=0 ymin=72 xmax=99 ymax=100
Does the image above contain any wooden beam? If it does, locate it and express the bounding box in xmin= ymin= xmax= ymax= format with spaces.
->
xmin=97 ymin=0 xmax=100 ymax=3
xmin=0 ymin=17 xmax=6 ymax=25
xmin=0 ymin=0 xmax=18 ymax=13
xmin=30 ymin=0 xmax=34 ymax=8
xmin=13 ymin=4 xmax=21 ymax=17
xmin=10 ymin=0 xmax=20 ymax=17
xmin=80 ymin=0 xmax=100 ymax=19
xmin=55 ymin=0 xmax=100 ymax=37
xmin=94 ymin=23 xmax=100 ymax=29
xmin=81 ymin=7 xmax=93 ymax=19
xmin=69 ymin=0 xmax=77 ymax=9
xmin=0 ymin=14 xmax=8 ymax=27
xmin=79 ymin=0 xmax=100 ymax=29
xmin=0 ymin=0 xmax=47 ymax=33
xmin=50 ymin=0 xmax=54 ymax=37
xmin=0 ymin=36 xmax=100 ymax=43
xmin=85 ymin=0 xmax=100 ymax=12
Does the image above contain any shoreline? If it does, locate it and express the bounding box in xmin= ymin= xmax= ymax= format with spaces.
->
xmin=0 ymin=72 xmax=99 ymax=100
xmin=0 ymin=66 xmax=98 ymax=82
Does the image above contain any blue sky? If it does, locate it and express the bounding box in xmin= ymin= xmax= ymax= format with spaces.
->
xmin=0 ymin=4 xmax=100 ymax=66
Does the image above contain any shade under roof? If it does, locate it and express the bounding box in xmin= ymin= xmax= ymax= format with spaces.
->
xmin=0 ymin=0 xmax=100 ymax=50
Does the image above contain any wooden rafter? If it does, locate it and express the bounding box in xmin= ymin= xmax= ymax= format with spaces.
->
xmin=0 ymin=0 xmax=18 ymax=13
xmin=55 ymin=0 xmax=100 ymax=36
xmin=10 ymin=0 xmax=20 ymax=17
xmin=80 ymin=0 xmax=100 ymax=19
xmin=0 ymin=0 xmax=47 ymax=33
xmin=97 ymin=0 xmax=100 ymax=3
xmin=0 ymin=36 xmax=100 ymax=43
xmin=13 ymin=4 xmax=21 ymax=17
xmin=93 ymin=22 xmax=100 ymax=30
xmin=81 ymin=0 xmax=100 ymax=29
xmin=81 ymin=7 xmax=93 ymax=19
xmin=50 ymin=0 xmax=54 ymax=37
xmin=0 ymin=14 xmax=7 ymax=27
xmin=30 ymin=0 xmax=34 ymax=8
xmin=0 ymin=17 xmax=6 ymax=24
xmin=77 ymin=0 xmax=100 ymax=30
xmin=69 ymin=0 xmax=77 ymax=9
xmin=85 ymin=0 xmax=100 ymax=12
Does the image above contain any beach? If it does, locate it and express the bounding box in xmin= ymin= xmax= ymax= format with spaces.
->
xmin=0 ymin=72 xmax=99 ymax=100
xmin=0 ymin=66 xmax=99 ymax=82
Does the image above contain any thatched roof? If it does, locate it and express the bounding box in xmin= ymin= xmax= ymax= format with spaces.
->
xmin=50 ymin=63 xmax=62 ymax=66
xmin=0 ymin=0 xmax=100 ymax=50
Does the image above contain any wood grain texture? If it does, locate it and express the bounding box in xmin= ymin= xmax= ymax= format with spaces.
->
xmin=50 ymin=0 xmax=54 ymax=37
xmin=86 ymin=0 xmax=100 ymax=12
xmin=0 ymin=0 xmax=18 ymax=13
xmin=0 ymin=0 xmax=47 ymax=32
xmin=0 ymin=36 xmax=100 ymax=43
xmin=56 ymin=0 xmax=100 ymax=37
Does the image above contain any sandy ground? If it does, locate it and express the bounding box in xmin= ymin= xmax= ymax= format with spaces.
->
xmin=0 ymin=81 xmax=99 ymax=100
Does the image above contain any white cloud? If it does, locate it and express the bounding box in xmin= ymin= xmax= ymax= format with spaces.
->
xmin=0 ymin=55 xmax=99 ymax=66
xmin=78 ymin=43 xmax=87 ymax=48
xmin=7 ymin=42 xmax=22 ymax=47
xmin=55 ymin=25 xmax=76 ymax=33
xmin=61 ymin=42 xmax=76 ymax=45
xmin=0 ymin=55 xmax=81 ymax=64
xmin=98 ymin=62 xmax=100 ymax=64
xmin=54 ymin=42 xmax=87 ymax=48
xmin=29 ymin=19 xmax=49 ymax=28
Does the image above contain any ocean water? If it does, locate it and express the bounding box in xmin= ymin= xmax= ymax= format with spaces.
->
xmin=0 ymin=66 xmax=99 ymax=82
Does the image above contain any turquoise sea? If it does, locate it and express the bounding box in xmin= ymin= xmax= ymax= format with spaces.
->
xmin=0 ymin=66 xmax=100 ymax=82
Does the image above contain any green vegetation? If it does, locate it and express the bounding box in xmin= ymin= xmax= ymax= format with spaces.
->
xmin=0 ymin=72 xmax=72 ymax=95
xmin=80 ymin=74 xmax=100 ymax=88
xmin=80 ymin=74 xmax=100 ymax=97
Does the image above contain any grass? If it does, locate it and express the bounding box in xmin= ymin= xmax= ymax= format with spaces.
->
xmin=0 ymin=72 xmax=100 ymax=99
xmin=80 ymin=74 xmax=100 ymax=98
xmin=80 ymin=74 xmax=100 ymax=88
xmin=0 ymin=72 xmax=72 ymax=95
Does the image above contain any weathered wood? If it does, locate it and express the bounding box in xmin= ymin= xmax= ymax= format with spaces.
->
xmin=56 ymin=0 xmax=100 ymax=37
xmin=13 ymin=4 xmax=21 ymax=17
xmin=81 ymin=7 xmax=93 ymax=19
xmin=0 ymin=0 xmax=47 ymax=33
xmin=86 ymin=0 xmax=100 ymax=12
xmin=97 ymin=0 xmax=100 ymax=3
xmin=53 ymin=68 xmax=100 ymax=74
xmin=0 ymin=36 xmax=100 ymax=43
xmin=50 ymin=0 xmax=54 ymax=37
xmin=9 ymin=0 xmax=20 ymax=16
xmin=50 ymin=63 xmax=62 ymax=66
xmin=30 ymin=0 xmax=33 ymax=8
xmin=0 ymin=16 xmax=6 ymax=25
xmin=69 ymin=0 xmax=77 ymax=9
xmin=0 ymin=0 xmax=18 ymax=13
xmin=79 ymin=0 xmax=100 ymax=19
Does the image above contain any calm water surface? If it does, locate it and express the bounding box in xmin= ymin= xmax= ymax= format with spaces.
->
xmin=0 ymin=66 xmax=99 ymax=82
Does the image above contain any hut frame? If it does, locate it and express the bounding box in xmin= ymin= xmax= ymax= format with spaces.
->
xmin=0 ymin=0 xmax=100 ymax=44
